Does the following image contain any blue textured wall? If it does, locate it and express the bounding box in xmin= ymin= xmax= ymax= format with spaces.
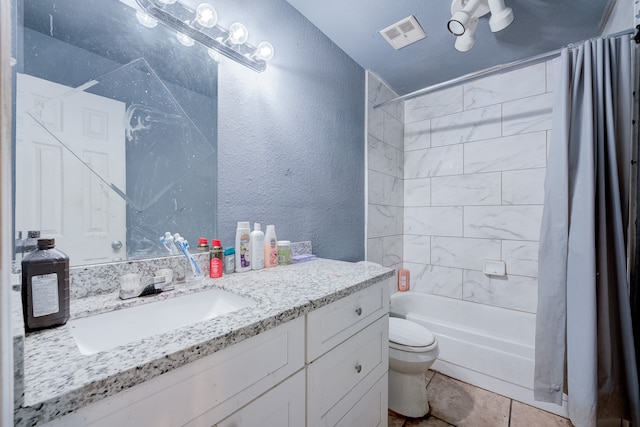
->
xmin=216 ymin=0 xmax=366 ymax=261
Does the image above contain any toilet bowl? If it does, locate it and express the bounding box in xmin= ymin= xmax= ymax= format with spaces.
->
xmin=388 ymin=316 xmax=439 ymax=418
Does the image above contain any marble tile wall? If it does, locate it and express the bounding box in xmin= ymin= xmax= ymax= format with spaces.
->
xmin=401 ymin=60 xmax=556 ymax=313
xmin=367 ymin=72 xmax=404 ymax=278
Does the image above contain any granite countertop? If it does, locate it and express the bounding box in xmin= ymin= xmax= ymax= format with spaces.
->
xmin=13 ymin=258 xmax=394 ymax=426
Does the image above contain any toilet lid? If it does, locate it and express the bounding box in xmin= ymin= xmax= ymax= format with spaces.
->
xmin=389 ymin=317 xmax=435 ymax=347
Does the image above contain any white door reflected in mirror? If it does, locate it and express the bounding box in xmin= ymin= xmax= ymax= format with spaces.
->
xmin=16 ymin=73 xmax=127 ymax=264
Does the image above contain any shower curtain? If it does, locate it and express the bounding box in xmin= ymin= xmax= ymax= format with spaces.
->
xmin=534 ymin=34 xmax=639 ymax=427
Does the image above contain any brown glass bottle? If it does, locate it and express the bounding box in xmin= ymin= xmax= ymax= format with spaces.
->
xmin=21 ymin=238 xmax=70 ymax=332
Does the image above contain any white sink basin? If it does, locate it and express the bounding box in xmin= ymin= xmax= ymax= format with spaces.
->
xmin=69 ymin=288 xmax=257 ymax=355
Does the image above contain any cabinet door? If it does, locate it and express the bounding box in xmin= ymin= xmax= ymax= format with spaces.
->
xmin=334 ymin=373 xmax=388 ymax=427
xmin=215 ymin=370 xmax=305 ymax=427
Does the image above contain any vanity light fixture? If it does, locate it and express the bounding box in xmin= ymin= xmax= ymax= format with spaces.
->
xmin=134 ymin=0 xmax=274 ymax=72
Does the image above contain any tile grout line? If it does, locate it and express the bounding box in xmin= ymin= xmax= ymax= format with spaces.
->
xmin=508 ymin=398 xmax=513 ymax=427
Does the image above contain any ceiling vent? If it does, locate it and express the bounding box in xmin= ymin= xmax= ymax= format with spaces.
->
xmin=379 ymin=15 xmax=427 ymax=50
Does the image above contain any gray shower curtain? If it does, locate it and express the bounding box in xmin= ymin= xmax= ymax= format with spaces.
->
xmin=534 ymin=35 xmax=640 ymax=427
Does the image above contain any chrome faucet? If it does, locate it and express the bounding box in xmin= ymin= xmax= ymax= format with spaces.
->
xmin=119 ymin=275 xmax=174 ymax=300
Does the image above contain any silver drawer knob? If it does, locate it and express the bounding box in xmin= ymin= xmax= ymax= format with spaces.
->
xmin=355 ymin=307 xmax=362 ymax=316
xmin=355 ymin=364 xmax=362 ymax=374
xmin=111 ymin=240 xmax=123 ymax=250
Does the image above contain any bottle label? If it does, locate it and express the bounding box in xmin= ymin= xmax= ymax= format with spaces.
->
xmin=210 ymin=258 xmax=223 ymax=278
xmin=225 ymin=255 xmax=235 ymax=274
xmin=239 ymin=234 xmax=251 ymax=268
xmin=266 ymin=249 xmax=278 ymax=266
xmin=31 ymin=273 xmax=59 ymax=317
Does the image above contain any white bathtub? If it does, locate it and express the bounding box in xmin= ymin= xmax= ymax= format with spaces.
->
xmin=390 ymin=291 xmax=568 ymax=417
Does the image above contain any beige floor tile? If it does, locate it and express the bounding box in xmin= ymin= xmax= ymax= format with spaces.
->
xmin=426 ymin=373 xmax=510 ymax=427
xmin=426 ymin=369 xmax=436 ymax=382
xmin=510 ymin=401 xmax=573 ymax=427
xmin=405 ymin=415 xmax=455 ymax=426
xmin=388 ymin=411 xmax=406 ymax=427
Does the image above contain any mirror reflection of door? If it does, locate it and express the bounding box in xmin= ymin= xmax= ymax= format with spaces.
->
xmin=16 ymin=73 xmax=126 ymax=264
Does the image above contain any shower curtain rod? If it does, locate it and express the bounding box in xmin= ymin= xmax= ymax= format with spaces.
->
xmin=373 ymin=27 xmax=638 ymax=109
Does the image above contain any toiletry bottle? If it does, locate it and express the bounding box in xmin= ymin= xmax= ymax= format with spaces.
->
xmin=224 ymin=247 xmax=235 ymax=274
xmin=277 ymin=240 xmax=291 ymax=265
xmin=210 ymin=239 xmax=224 ymax=278
xmin=21 ymin=238 xmax=70 ymax=332
xmin=250 ymin=223 xmax=265 ymax=270
xmin=235 ymin=221 xmax=251 ymax=272
xmin=196 ymin=237 xmax=210 ymax=253
xmin=398 ymin=269 xmax=410 ymax=292
xmin=264 ymin=225 xmax=278 ymax=268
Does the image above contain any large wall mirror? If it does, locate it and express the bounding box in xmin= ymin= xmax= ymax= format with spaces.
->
xmin=14 ymin=0 xmax=218 ymax=266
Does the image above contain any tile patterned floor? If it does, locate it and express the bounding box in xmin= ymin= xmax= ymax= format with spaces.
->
xmin=389 ymin=371 xmax=573 ymax=427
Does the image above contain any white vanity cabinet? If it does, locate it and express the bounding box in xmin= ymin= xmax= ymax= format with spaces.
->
xmin=38 ymin=279 xmax=391 ymax=427
xmin=41 ymin=317 xmax=306 ymax=427
xmin=306 ymin=280 xmax=390 ymax=426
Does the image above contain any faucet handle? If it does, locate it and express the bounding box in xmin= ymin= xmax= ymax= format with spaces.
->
xmin=155 ymin=269 xmax=175 ymax=291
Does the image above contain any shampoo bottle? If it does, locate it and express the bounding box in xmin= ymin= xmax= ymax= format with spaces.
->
xmin=235 ymin=221 xmax=251 ymax=272
xmin=250 ymin=223 xmax=265 ymax=270
xmin=264 ymin=225 xmax=278 ymax=268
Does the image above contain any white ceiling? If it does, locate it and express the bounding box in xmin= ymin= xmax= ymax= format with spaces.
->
xmin=284 ymin=0 xmax=619 ymax=95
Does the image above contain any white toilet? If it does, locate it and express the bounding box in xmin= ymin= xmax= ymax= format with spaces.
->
xmin=388 ymin=316 xmax=439 ymax=418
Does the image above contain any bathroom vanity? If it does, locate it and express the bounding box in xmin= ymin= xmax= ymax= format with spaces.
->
xmin=12 ymin=259 xmax=393 ymax=426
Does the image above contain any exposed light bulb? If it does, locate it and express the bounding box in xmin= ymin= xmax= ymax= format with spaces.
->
xmin=195 ymin=3 xmax=217 ymax=28
xmin=158 ymin=0 xmax=177 ymax=4
xmin=177 ymin=31 xmax=194 ymax=47
xmin=136 ymin=11 xmax=158 ymax=28
xmin=228 ymin=23 xmax=248 ymax=45
xmin=252 ymin=41 xmax=274 ymax=61
xmin=207 ymin=48 xmax=220 ymax=61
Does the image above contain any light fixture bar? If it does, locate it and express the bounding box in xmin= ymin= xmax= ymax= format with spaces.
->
xmin=135 ymin=0 xmax=268 ymax=72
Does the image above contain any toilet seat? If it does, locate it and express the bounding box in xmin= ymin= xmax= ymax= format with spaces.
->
xmin=389 ymin=317 xmax=436 ymax=353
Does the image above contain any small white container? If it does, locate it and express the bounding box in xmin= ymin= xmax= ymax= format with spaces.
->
xmin=250 ymin=223 xmax=265 ymax=270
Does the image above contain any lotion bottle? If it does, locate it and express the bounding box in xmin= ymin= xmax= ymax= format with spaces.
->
xmin=235 ymin=221 xmax=251 ymax=272
xmin=250 ymin=223 xmax=265 ymax=270
xmin=264 ymin=225 xmax=278 ymax=268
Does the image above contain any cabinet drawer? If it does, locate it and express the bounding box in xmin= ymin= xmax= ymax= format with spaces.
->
xmin=215 ymin=369 xmax=305 ymax=427
xmin=307 ymin=279 xmax=389 ymax=361
xmin=307 ymin=315 xmax=389 ymax=425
